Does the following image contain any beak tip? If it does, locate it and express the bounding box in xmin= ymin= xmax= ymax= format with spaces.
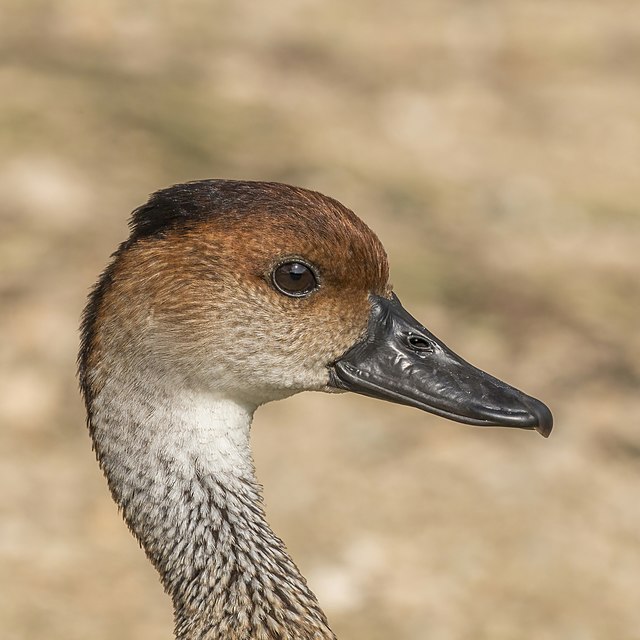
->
xmin=535 ymin=424 xmax=552 ymax=438
xmin=527 ymin=398 xmax=554 ymax=438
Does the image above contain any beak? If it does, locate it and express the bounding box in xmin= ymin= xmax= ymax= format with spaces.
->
xmin=329 ymin=294 xmax=553 ymax=437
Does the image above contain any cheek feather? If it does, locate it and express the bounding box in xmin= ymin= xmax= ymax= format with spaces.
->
xmin=303 ymin=292 xmax=372 ymax=362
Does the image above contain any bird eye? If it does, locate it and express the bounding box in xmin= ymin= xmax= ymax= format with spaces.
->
xmin=272 ymin=261 xmax=318 ymax=297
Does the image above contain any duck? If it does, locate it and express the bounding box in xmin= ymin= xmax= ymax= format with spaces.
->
xmin=78 ymin=179 xmax=553 ymax=640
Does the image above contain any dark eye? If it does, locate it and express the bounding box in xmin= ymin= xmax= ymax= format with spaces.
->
xmin=272 ymin=261 xmax=318 ymax=297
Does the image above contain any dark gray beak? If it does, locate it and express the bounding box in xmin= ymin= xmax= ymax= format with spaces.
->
xmin=329 ymin=294 xmax=553 ymax=437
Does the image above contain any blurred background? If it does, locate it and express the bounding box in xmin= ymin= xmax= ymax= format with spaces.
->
xmin=1 ymin=1 xmax=639 ymax=639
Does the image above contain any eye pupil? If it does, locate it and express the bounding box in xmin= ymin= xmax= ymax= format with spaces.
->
xmin=288 ymin=264 xmax=305 ymax=279
xmin=272 ymin=261 xmax=318 ymax=297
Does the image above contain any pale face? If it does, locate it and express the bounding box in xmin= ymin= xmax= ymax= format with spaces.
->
xmin=88 ymin=183 xmax=390 ymax=407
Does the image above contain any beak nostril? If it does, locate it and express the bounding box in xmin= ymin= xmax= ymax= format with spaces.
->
xmin=406 ymin=334 xmax=434 ymax=354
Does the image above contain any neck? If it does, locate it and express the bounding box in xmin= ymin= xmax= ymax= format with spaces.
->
xmin=88 ymin=375 xmax=336 ymax=640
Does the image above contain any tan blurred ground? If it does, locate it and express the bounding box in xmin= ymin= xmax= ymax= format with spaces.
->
xmin=1 ymin=1 xmax=640 ymax=639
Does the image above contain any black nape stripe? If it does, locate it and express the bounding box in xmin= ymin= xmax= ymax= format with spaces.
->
xmin=129 ymin=179 xmax=310 ymax=241
xmin=129 ymin=180 xmax=220 ymax=240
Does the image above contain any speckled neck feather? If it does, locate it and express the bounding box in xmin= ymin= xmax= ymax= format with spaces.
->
xmin=79 ymin=180 xmax=390 ymax=639
xmin=86 ymin=373 xmax=335 ymax=640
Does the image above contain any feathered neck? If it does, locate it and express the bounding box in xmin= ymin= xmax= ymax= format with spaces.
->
xmin=85 ymin=371 xmax=336 ymax=640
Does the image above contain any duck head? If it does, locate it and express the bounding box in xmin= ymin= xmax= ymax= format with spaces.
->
xmin=82 ymin=180 xmax=551 ymax=436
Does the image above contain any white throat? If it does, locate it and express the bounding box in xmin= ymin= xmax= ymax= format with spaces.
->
xmin=91 ymin=369 xmax=259 ymax=478
xmin=88 ymin=374 xmax=335 ymax=639
xmin=157 ymin=391 xmax=257 ymax=479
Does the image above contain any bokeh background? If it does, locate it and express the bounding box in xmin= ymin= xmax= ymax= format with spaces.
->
xmin=2 ymin=1 xmax=640 ymax=639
